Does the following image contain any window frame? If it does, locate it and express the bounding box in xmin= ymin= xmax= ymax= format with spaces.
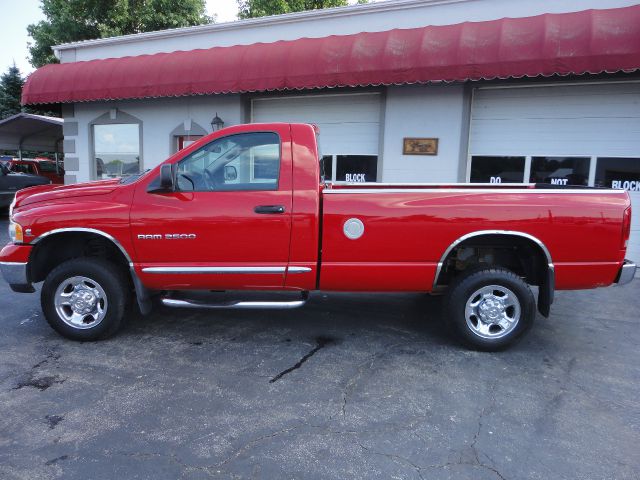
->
xmin=89 ymin=110 xmax=143 ymax=181
xmin=528 ymin=156 xmax=592 ymax=186
xmin=593 ymin=156 xmax=640 ymax=190
xmin=467 ymin=153 xmax=640 ymax=190
xmin=465 ymin=152 xmax=604 ymax=187
xmin=467 ymin=155 xmax=527 ymax=184
xmin=170 ymin=119 xmax=208 ymax=154
xmin=322 ymin=154 xmax=379 ymax=183
xmin=176 ymin=131 xmax=283 ymax=193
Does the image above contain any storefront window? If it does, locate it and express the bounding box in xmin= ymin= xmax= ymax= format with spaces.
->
xmin=470 ymin=156 xmax=525 ymax=183
xmin=595 ymin=157 xmax=640 ymax=191
xmin=529 ymin=157 xmax=590 ymax=186
xmin=93 ymin=123 xmax=140 ymax=179
xmin=335 ymin=155 xmax=377 ymax=182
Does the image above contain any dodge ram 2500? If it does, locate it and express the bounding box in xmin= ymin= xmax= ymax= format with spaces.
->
xmin=1 ymin=123 xmax=636 ymax=350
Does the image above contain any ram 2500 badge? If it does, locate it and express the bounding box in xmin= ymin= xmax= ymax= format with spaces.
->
xmin=1 ymin=123 xmax=636 ymax=350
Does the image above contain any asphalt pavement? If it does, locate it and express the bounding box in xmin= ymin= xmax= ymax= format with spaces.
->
xmin=0 ymin=216 xmax=638 ymax=480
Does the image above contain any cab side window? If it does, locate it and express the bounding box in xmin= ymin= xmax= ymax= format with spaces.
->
xmin=177 ymin=132 xmax=280 ymax=192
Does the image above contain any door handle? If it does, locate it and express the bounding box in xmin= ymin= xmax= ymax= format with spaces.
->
xmin=254 ymin=205 xmax=286 ymax=214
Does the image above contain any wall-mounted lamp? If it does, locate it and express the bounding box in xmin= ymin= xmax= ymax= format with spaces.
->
xmin=211 ymin=113 xmax=224 ymax=131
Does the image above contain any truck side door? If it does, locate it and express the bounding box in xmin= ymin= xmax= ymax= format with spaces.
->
xmin=130 ymin=126 xmax=293 ymax=290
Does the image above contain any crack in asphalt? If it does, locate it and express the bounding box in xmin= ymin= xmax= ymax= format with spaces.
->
xmin=269 ymin=336 xmax=336 ymax=383
xmin=357 ymin=441 xmax=426 ymax=480
xmin=466 ymin=377 xmax=507 ymax=480
xmin=215 ymin=426 xmax=302 ymax=469
xmin=340 ymin=342 xmax=402 ymax=417
xmin=44 ymin=454 xmax=69 ymax=466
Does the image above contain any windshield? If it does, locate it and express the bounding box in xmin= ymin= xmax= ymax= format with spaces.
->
xmin=120 ymin=169 xmax=151 ymax=184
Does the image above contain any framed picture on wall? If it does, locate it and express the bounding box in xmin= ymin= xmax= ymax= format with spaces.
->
xmin=403 ymin=138 xmax=439 ymax=155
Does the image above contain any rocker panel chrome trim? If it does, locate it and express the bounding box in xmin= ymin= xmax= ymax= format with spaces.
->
xmin=432 ymin=230 xmax=554 ymax=289
xmin=287 ymin=266 xmax=312 ymax=274
xmin=143 ymin=266 xmax=287 ymax=274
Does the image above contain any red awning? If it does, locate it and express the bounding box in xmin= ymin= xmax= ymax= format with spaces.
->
xmin=22 ymin=4 xmax=640 ymax=105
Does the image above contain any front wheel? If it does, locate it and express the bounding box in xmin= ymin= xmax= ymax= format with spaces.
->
xmin=41 ymin=258 xmax=130 ymax=341
xmin=443 ymin=267 xmax=536 ymax=351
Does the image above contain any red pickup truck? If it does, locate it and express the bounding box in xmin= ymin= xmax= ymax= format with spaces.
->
xmin=9 ymin=158 xmax=65 ymax=184
xmin=1 ymin=123 xmax=636 ymax=350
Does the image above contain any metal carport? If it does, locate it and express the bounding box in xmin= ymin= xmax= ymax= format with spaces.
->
xmin=0 ymin=112 xmax=63 ymax=159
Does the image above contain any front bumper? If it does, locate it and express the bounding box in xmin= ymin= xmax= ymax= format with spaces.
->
xmin=0 ymin=243 xmax=34 ymax=293
xmin=615 ymin=259 xmax=637 ymax=286
xmin=0 ymin=261 xmax=34 ymax=293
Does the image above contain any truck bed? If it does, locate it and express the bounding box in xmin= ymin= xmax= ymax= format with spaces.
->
xmin=320 ymin=182 xmax=629 ymax=291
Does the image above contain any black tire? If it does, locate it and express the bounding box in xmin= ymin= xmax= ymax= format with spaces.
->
xmin=41 ymin=258 xmax=130 ymax=341
xmin=443 ymin=267 xmax=536 ymax=351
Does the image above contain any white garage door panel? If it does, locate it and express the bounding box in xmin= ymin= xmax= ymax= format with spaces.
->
xmin=471 ymin=84 xmax=640 ymax=157
xmin=470 ymin=83 xmax=640 ymax=268
xmin=252 ymin=93 xmax=380 ymax=155
xmin=472 ymin=118 xmax=640 ymax=156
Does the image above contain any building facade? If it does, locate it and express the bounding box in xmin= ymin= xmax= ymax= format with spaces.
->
xmin=22 ymin=0 xmax=640 ymax=260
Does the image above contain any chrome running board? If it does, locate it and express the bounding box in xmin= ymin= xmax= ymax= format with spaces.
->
xmin=161 ymin=291 xmax=308 ymax=310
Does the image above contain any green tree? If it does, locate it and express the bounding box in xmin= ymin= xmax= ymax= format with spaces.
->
xmin=0 ymin=64 xmax=25 ymax=119
xmin=28 ymin=0 xmax=212 ymax=68
xmin=238 ymin=0 xmax=367 ymax=19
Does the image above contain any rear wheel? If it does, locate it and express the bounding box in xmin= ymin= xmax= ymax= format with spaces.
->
xmin=443 ymin=267 xmax=535 ymax=351
xmin=41 ymin=258 xmax=130 ymax=341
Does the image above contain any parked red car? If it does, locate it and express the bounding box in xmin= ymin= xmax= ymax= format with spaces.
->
xmin=10 ymin=158 xmax=64 ymax=184
xmin=1 ymin=123 xmax=635 ymax=350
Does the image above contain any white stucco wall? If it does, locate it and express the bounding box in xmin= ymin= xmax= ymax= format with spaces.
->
xmin=65 ymin=83 xmax=469 ymax=184
xmin=381 ymin=84 xmax=466 ymax=183
xmin=56 ymin=0 xmax=639 ymax=63
xmin=68 ymin=95 xmax=242 ymax=183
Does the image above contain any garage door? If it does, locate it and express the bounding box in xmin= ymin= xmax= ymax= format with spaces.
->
xmin=252 ymin=93 xmax=381 ymax=182
xmin=469 ymin=82 xmax=640 ymax=265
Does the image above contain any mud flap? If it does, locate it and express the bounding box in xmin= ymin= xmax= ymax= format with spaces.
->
xmin=537 ymin=266 xmax=555 ymax=318
xmin=130 ymin=267 xmax=152 ymax=315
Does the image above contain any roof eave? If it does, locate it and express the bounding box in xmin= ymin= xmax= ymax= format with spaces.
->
xmin=52 ymin=0 xmax=467 ymax=53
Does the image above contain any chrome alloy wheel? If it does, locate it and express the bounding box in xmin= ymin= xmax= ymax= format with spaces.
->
xmin=54 ymin=276 xmax=108 ymax=329
xmin=464 ymin=284 xmax=521 ymax=339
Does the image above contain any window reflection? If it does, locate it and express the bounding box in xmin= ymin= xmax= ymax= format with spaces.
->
xmin=177 ymin=132 xmax=280 ymax=191
xmin=530 ymin=157 xmax=590 ymax=186
xmin=93 ymin=124 xmax=140 ymax=179
xmin=470 ymin=156 xmax=525 ymax=183
xmin=595 ymin=157 xmax=640 ymax=191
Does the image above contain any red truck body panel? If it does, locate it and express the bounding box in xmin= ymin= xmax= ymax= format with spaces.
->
xmin=2 ymin=122 xmax=631 ymax=297
xmin=320 ymin=188 xmax=627 ymax=291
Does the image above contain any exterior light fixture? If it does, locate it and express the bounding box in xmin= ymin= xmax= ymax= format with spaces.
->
xmin=211 ymin=113 xmax=224 ymax=131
